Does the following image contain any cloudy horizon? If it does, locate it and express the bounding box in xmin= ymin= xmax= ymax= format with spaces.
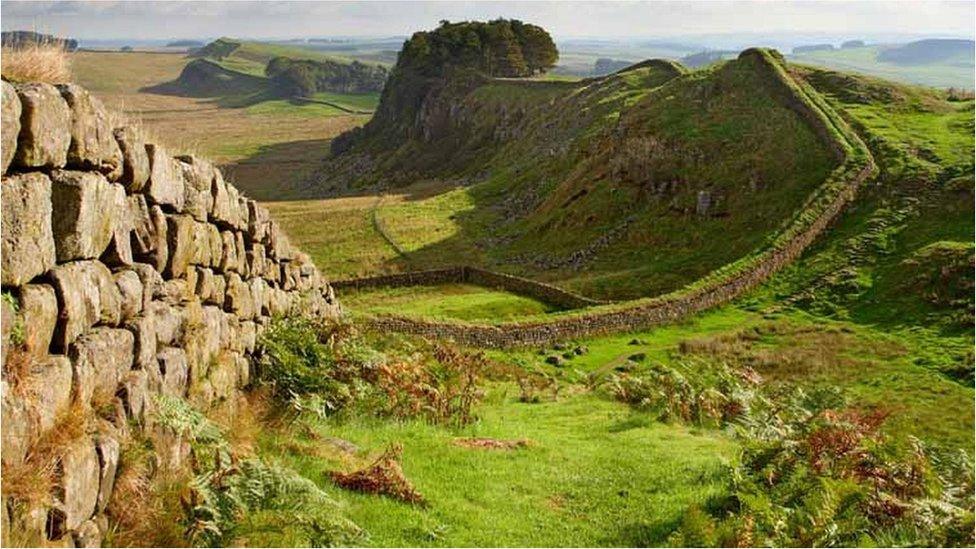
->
xmin=2 ymin=0 xmax=974 ymax=45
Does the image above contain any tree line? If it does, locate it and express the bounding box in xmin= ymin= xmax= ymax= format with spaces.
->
xmin=265 ymin=57 xmax=389 ymax=96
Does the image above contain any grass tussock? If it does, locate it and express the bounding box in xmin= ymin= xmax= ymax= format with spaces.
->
xmin=103 ymin=434 xmax=190 ymax=548
xmin=329 ymin=443 xmax=425 ymax=505
xmin=2 ymin=403 xmax=88 ymax=529
xmin=1 ymin=43 xmax=72 ymax=84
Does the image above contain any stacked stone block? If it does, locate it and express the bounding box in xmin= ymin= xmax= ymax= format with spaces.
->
xmin=0 ymin=80 xmax=339 ymax=546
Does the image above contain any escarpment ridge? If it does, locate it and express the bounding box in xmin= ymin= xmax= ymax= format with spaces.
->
xmin=0 ymin=79 xmax=337 ymax=546
xmin=353 ymin=49 xmax=878 ymax=346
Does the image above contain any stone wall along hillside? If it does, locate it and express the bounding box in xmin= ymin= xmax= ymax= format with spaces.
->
xmin=0 ymin=79 xmax=339 ymax=547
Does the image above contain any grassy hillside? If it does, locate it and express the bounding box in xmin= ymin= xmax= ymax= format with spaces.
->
xmin=788 ymin=43 xmax=975 ymax=89
xmin=69 ymin=50 xmax=373 ymax=198
xmin=315 ymin=53 xmax=839 ymax=300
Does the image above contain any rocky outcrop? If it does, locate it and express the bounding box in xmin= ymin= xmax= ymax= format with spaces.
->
xmin=0 ymin=80 xmax=339 ymax=546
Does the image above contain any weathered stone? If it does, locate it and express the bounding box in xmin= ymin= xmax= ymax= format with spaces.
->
xmin=157 ymin=277 xmax=192 ymax=305
xmin=234 ymin=231 xmax=248 ymax=278
xmin=157 ymin=347 xmax=188 ymax=397
xmin=13 ymin=83 xmax=70 ymax=169
xmin=128 ymin=194 xmax=154 ymax=256
xmin=49 ymin=170 xmax=121 ymax=262
xmin=69 ymin=327 xmax=134 ymax=405
xmin=164 ymin=214 xmax=196 ymax=278
xmin=211 ymin=273 xmax=227 ymax=307
xmin=175 ymin=155 xmax=215 ymax=221
xmin=147 ymin=301 xmax=182 ymax=347
xmin=240 ymin=320 xmax=257 ymax=355
xmin=235 ymin=353 xmax=251 ymax=388
xmin=222 ymin=313 xmax=241 ymax=352
xmin=145 ymin=144 xmax=185 ymax=210
xmin=211 ymin=173 xmax=243 ymax=229
xmin=148 ymin=423 xmax=190 ymax=472
xmin=1 ymin=381 xmax=31 ymax=467
xmin=141 ymin=205 xmax=169 ymax=272
xmin=114 ymin=270 xmax=143 ymax=322
xmin=191 ymin=221 xmax=213 ymax=267
xmin=58 ymin=84 xmax=123 ymax=179
xmin=113 ymin=126 xmax=149 ymax=192
xmin=19 ymin=283 xmax=58 ymax=357
xmin=218 ymin=230 xmax=239 ymax=273
xmin=182 ymin=303 xmax=221 ymax=388
xmin=73 ymin=519 xmax=102 ymax=548
xmin=266 ymin=220 xmax=293 ymax=261
xmin=50 ymin=260 xmax=123 ymax=351
xmin=1 ymin=172 xmax=56 ymax=286
xmin=120 ymin=369 xmax=148 ymax=424
xmin=128 ymin=262 xmax=162 ymax=311
xmin=248 ymin=277 xmax=268 ymax=319
xmin=194 ymin=267 xmax=214 ymax=303
xmin=209 ymin=355 xmax=238 ymax=402
xmin=94 ymin=435 xmax=119 ymax=512
xmin=223 ymin=272 xmax=253 ymax=317
xmin=60 ymin=437 xmax=100 ymax=531
xmin=246 ymin=200 xmax=270 ymax=242
xmin=247 ymin=243 xmax=267 ymax=279
xmin=205 ymin=223 xmax=222 ymax=268
xmin=20 ymin=355 xmax=73 ymax=433
xmin=124 ymin=314 xmax=157 ymax=371
xmin=2 ymin=80 xmax=21 ymax=173
xmin=103 ymin=186 xmax=134 ymax=267
xmin=1 ymin=298 xmax=13 ymax=366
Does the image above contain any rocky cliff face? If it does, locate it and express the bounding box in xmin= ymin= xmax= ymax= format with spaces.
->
xmin=0 ymin=79 xmax=339 ymax=546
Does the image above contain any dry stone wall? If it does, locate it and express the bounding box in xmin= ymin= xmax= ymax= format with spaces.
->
xmin=0 ymin=80 xmax=339 ymax=546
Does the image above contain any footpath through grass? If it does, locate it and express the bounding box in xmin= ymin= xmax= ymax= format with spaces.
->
xmin=260 ymin=388 xmax=732 ymax=547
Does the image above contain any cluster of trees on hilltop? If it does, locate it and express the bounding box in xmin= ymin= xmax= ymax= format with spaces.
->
xmin=265 ymin=57 xmax=389 ymax=96
xmin=398 ymin=19 xmax=558 ymax=78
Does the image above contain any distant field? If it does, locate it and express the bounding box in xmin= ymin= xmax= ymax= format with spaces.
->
xmin=342 ymin=283 xmax=560 ymax=321
xmin=69 ymin=50 xmax=372 ymax=197
xmin=789 ymin=45 xmax=974 ymax=89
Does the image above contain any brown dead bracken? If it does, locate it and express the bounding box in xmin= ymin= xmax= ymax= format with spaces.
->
xmin=329 ymin=443 xmax=425 ymax=504
xmin=452 ymin=437 xmax=531 ymax=450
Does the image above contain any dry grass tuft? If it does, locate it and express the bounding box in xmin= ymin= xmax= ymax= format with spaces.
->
xmin=2 ymin=403 xmax=88 ymax=510
xmin=329 ymin=443 xmax=425 ymax=504
xmin=104 ymin=433 xmax=190 ymax=547
xmin=452 ymin=437 xmax=532 ymax=450
xmin=3 ymin=346 xmax=34 ymax=397
xmin=1 ymin=42 xmax=72 ymax=84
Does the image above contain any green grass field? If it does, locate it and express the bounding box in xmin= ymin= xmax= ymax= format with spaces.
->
xmin=342 ymin=284 xmax=561 ymax=321
xmin=789 ymin=45 xmax=974 ymax=89
xmin=247 ymin=304 xmax=972 ymax=546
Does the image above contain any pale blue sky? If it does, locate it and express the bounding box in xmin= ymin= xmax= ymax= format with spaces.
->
xmin=3 ymin=1 xmax=973 ymax=41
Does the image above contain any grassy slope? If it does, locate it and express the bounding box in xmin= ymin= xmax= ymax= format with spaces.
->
xmin=316 ymin=56 xmax=837 ymax=302
xmin=788 ymin=45 xmax=975 ymax=89
xmin=758 ymin=67 xmax=975 ymax=337
xmin=251 ymin=305 xmax=972 ymax=546
xmin=260 ymin=388 xmax=731 ymax=547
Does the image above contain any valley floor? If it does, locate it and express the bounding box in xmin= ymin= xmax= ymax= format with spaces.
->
xmin=246 ymin=305 xmax=972 ymax=546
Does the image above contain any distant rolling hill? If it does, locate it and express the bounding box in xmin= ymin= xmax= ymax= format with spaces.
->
xmin=789 ymin=39 xmax=974 ymax=89
xmin=144 ymin=38 xmax=387 ymax=108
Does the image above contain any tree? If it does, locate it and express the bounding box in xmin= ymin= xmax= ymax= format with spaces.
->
xmin=514 ymin=23 xmax=558 ymax=74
